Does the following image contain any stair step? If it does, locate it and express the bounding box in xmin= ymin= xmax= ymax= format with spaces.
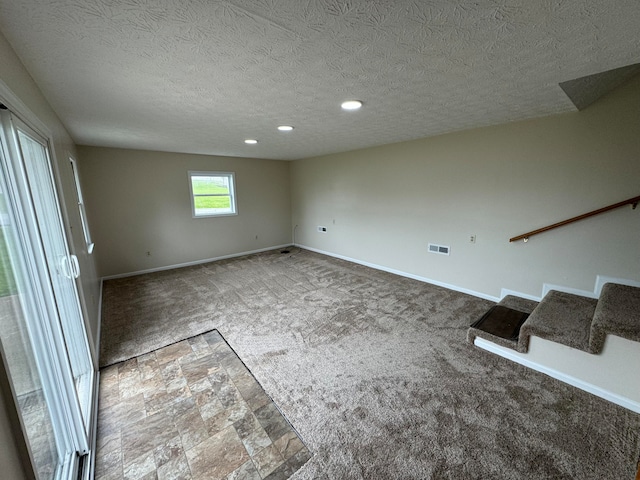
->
xmin=498 ymin=295 xmax=538 ymax=315
xmin=589 ymin=283 xmax=640 ymax=353
xmin=466 ymin=295 xmax=538 ymax=350
xmin=517 ymin=291 xmax=597 ymax=353
xmin=468 ymin=284 xmax=640 ymax=355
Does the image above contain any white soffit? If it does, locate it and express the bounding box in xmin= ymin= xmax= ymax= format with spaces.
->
xmin=0 ymin=1 xmax=639 ymax=160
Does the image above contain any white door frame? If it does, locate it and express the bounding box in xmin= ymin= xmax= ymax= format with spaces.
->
xmin=0 ymin=82 xmax=98 ymax=480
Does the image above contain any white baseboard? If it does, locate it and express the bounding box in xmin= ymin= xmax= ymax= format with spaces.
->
xmin=501 ymin=276 xmax=640 ymax=303
xmin=295 ymin=244 xmax=499 ymax=302
xmin=85 ymin=370 xmax=100 ymax=480
xmin=101 ymin=244 xmax=293 ymax=280
xmin=541 ymin=283 xmax=597 ymax=299
xmin=499 ymin=288 xmax=541 ymax=302
xmin=539 ymin=276 xmax=640 ymax=299
xmin=474 ymin=337 xmax=640 ymax=414
xmin=94 ymin=278 xmax=103 ymax=369
xmin=595 ymin=275 xmax=640 ymax=295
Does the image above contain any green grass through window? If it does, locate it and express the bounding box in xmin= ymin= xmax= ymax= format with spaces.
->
xmin=194 ymin=196 xmax=231 ymax=209
xmin=191 ymin=177 xmax=230 ymax=195
xmin=0 ymin=226 xmax=18 ymax=297
xmin=191 ymin=175 xmax=234 ymax=214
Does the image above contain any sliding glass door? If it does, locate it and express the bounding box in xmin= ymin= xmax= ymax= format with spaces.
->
xmin=0 ymin=108 xmax=95 ymax=479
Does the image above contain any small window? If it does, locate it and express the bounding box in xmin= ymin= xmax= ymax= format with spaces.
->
xmin=188 ymin=171 xmax=237 ymax=217
xmin=69 ymin=157 xmax=94 ymax=254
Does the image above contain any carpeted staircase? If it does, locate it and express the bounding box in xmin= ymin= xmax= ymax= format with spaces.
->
xmin=468 ymin=282 xmax=640 ymax=355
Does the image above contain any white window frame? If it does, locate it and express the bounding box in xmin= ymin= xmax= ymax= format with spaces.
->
xmin=69 ymin=157 xmax=94 ymax=254
xmin=188 ymin=171 xmax=237 ymax=218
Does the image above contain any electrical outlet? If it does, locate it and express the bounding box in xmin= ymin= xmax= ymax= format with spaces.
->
xmin=469 ymin=235 xmax=476 ymax=243
xmin=146 ymin=251 xmax=151 ymax=256
xmin=317 ymin=226 xmax=327 ymax=233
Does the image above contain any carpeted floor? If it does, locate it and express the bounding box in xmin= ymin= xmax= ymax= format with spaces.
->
xmin=100 ymin=248 xmax=640 ymax=479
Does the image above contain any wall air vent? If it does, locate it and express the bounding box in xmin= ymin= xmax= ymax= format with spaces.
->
xmin=428 ymin=243 xmax=450 ymax=255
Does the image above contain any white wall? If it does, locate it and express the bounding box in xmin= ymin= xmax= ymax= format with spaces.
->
xmin=291 ymin=76 xmax=640 ymax=299
xmin=78 ymin=146 xmax=292 ymax=277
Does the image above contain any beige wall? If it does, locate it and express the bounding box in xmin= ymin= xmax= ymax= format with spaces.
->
xmin=0 ymin=30 xmax=101 ymax=480
xmin=77 ymin=146 xmax=292 ymax=277
xmin=291 ymin=76 xmax=640 ymax=299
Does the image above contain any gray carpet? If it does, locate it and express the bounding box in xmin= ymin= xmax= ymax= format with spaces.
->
xmin=517 ymin=291 xmax=598 ymax=353
xmin=590 ymin=283 xmax=640 ymax=354
xmin=100 ymin=248 xmax=640 ymax=479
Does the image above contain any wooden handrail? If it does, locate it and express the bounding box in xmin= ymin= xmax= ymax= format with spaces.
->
xmin=510 ymin=195 xmax=640 ymax=242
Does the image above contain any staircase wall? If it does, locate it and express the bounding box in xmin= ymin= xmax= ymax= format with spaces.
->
xmin=483 ymin=277 xmax=640 ymax=413
xmin=292 ymin=75 xmax=640 ymax=303
xmin=475 ymin=334 xmax=640 ymax=413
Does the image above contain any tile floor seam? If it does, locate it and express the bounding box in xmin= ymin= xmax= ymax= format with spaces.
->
xmin=95 ymin=329 xmax=311 ymax=480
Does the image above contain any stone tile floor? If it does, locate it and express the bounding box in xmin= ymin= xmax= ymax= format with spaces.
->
xmin=95 ymin=330 xmax=311 ymax=479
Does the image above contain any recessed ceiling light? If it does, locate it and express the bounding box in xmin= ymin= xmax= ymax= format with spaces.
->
xmin=341 ymin=100 xmax=362 ymax=111
xmin=277 ymin=125 xmax=294 ymax=132
xmin=244 ymin=139 xmax=258 ymax=144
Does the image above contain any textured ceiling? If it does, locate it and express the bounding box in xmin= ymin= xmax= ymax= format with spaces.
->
xmin=0 ymin=1 xmax=639 ymax=160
